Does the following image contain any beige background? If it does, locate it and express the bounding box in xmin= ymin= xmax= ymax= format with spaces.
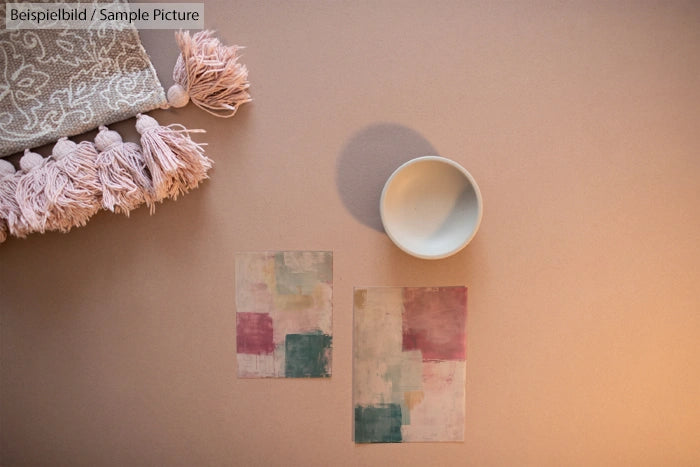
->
xmin=2 ymin=1 xmax=699 ymax=465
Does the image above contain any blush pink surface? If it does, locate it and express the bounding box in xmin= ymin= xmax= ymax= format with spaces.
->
xmin=1 ymin=1 xmax=699 ymax=466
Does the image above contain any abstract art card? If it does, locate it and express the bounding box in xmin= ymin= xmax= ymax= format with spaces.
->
xmin=235 ymin=251 xmax=333 ymax=378
xmin=353 ymin=286 xmax=467 ymax=443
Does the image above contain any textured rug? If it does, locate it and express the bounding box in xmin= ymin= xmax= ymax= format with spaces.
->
xmin=0 ymin=1 xmax=166 ymax=158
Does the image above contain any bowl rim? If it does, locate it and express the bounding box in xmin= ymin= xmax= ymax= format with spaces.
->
xmin=380 ymin=155 xmax=483 ymax=260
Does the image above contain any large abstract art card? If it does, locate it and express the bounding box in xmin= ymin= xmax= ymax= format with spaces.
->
xmin=235 ymin=251 xmax=333 ymax=378
xmin=353 ymin=286 xmax=467 ymax=443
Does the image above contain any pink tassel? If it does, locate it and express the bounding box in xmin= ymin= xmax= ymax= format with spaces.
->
xmin=136 ymin=113 xmax=212 ymax=202
xmin=55 ymin=139 xmax=102 ymax=202
xmin=0 ymin=159 xmax=18 ymax=242
xmin=15 ymin=149 xmax=60 ymax=234
xmin=6 ymin=152 xmax=43 ymax=238
xmin=45 ymin=139 xmax=102 ymax=232
xmin=16 ymin=141 xmax=102 ymax=234
xmin=2 ymin=156 xmax=35 ymax=239
xmin=95 ymin=126 xmax=154 ymax=215
xmin=167 ymin=30 xmax=251 ymax=117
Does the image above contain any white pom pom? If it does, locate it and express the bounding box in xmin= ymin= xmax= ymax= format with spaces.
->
xmin=0 ymin=159 xmax=15 ymax=176
xmin=95 ymin=126 xmax=125 ymax=152
xmin=52 ymin=138 xmax=77 ymax=161
xmin=20 ymin=149 xmax=44 ymax=172
xmin=135 ymin=114 xmax=160 ymax=134
xmin=167 ymin=84 xmax=190 ymax=108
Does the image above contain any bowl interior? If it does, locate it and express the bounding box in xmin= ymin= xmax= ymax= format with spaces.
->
xmin=381 ymin=157 xmax=481 ymax=258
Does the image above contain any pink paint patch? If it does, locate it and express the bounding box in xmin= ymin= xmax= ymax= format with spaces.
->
xmin=237 ymin=312 xmax=275 ymax=355
xmin=402 ymin=287 xmax=467 ymax=361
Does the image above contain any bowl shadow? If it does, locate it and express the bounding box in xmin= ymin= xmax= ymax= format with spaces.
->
xmin=336 ymin=123 xmax=438 ymax=232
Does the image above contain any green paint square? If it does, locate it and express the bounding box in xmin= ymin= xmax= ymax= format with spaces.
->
xmin=284 ymin=333 xmax=332 ymax=377
xmin=354 ymin=404 xmax=402 ymax=443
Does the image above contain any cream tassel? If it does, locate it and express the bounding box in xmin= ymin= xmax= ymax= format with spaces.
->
xmin=167 ymin=30 xmax=251 ymax=117
xmin=136 ymin=113 xmax=212 ymax=202
xmin=95 ymin=126 xmax=154 ymax=215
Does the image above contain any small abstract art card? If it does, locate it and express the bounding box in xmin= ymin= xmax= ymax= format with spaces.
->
xmin=353 ymin=286 xmax=467 ymax=443
xmin=235 ymin=251 xmax=333 ymax=378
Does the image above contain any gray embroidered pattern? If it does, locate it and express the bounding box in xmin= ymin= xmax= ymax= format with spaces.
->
xmin=0 ymin=1 xmax=166 ymax=158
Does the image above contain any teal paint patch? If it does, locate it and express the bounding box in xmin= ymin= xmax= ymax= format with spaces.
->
xmin=274 ymin=252 xmax=332 ymax=295
xmin=284 ymin=332 xmax=332 ymax=377
xmin=354 ymin=404 xmax=402 ymax=443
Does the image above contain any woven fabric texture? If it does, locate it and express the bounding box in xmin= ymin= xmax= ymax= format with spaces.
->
xmin=0 ymin=1 xmax=166 ymax=158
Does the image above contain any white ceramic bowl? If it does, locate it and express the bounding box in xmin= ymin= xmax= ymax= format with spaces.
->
xmin=380 ymin=156 xmax=483 ymax=259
